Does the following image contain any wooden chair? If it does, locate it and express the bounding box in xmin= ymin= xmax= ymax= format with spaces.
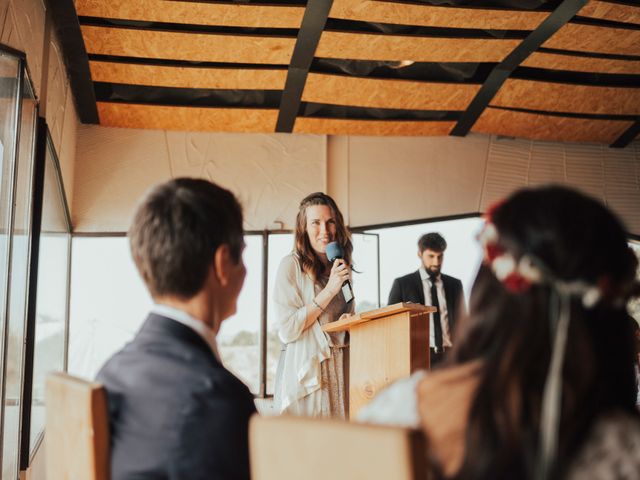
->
xmin=249 ymin=415 xmax=427 ymax=480
xmin=45 ymin=372 xmax=110 ymax=480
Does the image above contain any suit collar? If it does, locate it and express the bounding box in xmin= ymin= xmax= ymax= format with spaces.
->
xmin=139 ymin=313 xmax=221 ymax=367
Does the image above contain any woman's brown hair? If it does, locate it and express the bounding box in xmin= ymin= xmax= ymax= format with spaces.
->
xmin=294 ymin=192 xmax=352 ymax=281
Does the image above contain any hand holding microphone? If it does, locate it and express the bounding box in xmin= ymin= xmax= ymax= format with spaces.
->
xmin=326 ymin=242 xmax=354 ymax=303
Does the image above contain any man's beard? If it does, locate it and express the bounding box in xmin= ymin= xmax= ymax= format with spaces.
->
xmin=427 ymin=267 xmax=440 ymax=279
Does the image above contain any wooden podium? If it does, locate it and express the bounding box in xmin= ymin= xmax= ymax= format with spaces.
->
xmin=323 ymin=303 xmax=435 ymax=419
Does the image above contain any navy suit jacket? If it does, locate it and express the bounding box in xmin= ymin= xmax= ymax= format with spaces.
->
xmin=387 ymin=271 xmax=465 ymax=340
xmin=97 ymin=314 xmax=256 ymax=480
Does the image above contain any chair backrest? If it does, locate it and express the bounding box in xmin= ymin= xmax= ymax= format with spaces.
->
xmin=249 ymin=415 xmax=427 ymax=480
xmin=45 ymin=372 xmax=110 ymax=480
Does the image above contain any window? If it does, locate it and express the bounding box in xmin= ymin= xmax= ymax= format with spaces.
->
xmin=266 ymin=233 xmax=294 ymax=395
xmin=68 ymin=237 xmax=151 ymax=380
xmin=218 ymin=234 xmax=263 ymax=394
xmin=366 ymin=217 xmax=485 ymax=306
xmin=630 ymin=241 xmax=640 ymax=323
xmin=69 ymin=235 xmax=266 ymax=395
xmin=26 ymin=133 xmax=71 ymax=456
xmin=0 ymin=48 xmax=41 ymax=479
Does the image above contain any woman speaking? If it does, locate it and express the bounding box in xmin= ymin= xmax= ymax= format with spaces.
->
xmin=273 ymin=192 xmax=354 ymax=418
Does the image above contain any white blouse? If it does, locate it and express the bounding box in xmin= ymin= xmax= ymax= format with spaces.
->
xmin=272 ymin=253 xmax=331 ymax=415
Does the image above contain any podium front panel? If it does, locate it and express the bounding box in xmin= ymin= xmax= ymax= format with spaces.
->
xmin=349 ymin=310 xmax=429 ymax=418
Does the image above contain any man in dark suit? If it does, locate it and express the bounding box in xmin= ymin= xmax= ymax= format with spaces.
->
xmin=97 ymin=178 xmax=256 ymax=480
xmin=388 ymin=232 xmax=465 ymax=366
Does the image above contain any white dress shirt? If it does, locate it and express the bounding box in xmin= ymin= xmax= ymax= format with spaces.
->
xmin=151 ymin=304 xmax=221 ymax=361
xmin=419 ymin=267 xmax=452 ymax=348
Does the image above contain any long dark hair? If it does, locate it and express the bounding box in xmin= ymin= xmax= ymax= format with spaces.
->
xmin=294 ymin=192 xmax=352 ymax=281
xmin=447 ymin=186 xmax=639 ymax=480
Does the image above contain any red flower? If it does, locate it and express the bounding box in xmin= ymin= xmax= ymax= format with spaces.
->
xmin=503 ymin=272 xmax=531 ymax=293
xmin=485 ymin=199 xmax=505 ymax=222
xmin=485 ymin=243 xmax=505 ymax=263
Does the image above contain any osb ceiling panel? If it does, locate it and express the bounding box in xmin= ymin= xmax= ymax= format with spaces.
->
xmin=302 ymin=73 xmax=480 ymax=110
xmin=294 ymin=118 xmax=456 ymax=136
xmin=315 ymin=33 xmax=521 ymax=62
xmin=492 ymin=79 xmax=640 ymax=116
xmin=89 ymin=61 xmax=287 ymax=90
xmin=97 ymin=103 xmax=279 ymax=132
xmin=578 ymin=1 xmax=640 ymax=25
xmin=523 ymin=52 xmax=640 ymax=74
xmin=74 ymin=0 xmax=305 ymax=28
xmin=544 ymin=24 xmax=640 ymax=56
xmin=473 ymin=108 xmax=633 ymax=144
xmin=81 ymin=26 xmax=296 ymax=64
xmin=54 ymin=0 xmax=640 ymax=147
xmin=328 ymin=0 xmax=549 ymax=30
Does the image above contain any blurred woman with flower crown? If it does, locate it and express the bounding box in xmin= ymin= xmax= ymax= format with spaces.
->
xmin=359 ymin=185 xmax=640 ymax=480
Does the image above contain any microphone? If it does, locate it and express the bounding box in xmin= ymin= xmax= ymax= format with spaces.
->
xmin=326 ymin=242 xmax=354 ymax=303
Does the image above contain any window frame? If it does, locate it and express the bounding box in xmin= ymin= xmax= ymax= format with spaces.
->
xmin=19 ymin=122 xmax=72 ymax=469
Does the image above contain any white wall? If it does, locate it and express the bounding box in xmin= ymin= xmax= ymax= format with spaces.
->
xmin=73 ymin=127 xmax=640 ymax=235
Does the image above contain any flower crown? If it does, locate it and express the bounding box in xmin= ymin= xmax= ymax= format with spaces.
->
xmin=478 ymin=202 xmax=602 ymax=308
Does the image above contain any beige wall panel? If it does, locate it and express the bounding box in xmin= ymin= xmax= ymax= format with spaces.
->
xmin=603 ymin=148 xmax=640 ymax=234
xmin=89 ymin=62 xmax=287 ymax=90
xmin=8 ymin=0 xmax=45 ymax=96
xmin=544 ymin=24 xmax=640 ymax=56
xmin=73 ymin=125 xmax=326 ymax=231
xmin=97 ymin=103 xmax=278 ymax=133
xmin=73 ymin=125 xmax=172 ymax=232
xmin=162 ymin=132 xmax=326 ymax=230
xmin=473 ymin=108 xmax=632 ymax=144
xmin=327 ymin=136 xmax=350 ymax=225
xmin=0 ymin=1 xmax=19 ymax=48
xmin=344 ymin=134 xmax=490 ymax=227
xmin=479 ymin=136 xmax=640 ymax=235
xmin=74 ymin=0 xmax=304 ymax=28
xmin=316 ymin=32 xmax=520 ymax=62
xmin=492 ymin=79 xmax=640 ymax=116
xmin=579 ymin=1 xmax=640 ymax=25
xmin=329 ymin=0 xmax=547 ymax=30
xmin=523 ymin=52 xmax=640 ymax=75
xmin=45 ymin=34 xmax=69 ymax=158
xmin=58 ymin=85 xmax=77 ymax=209
xmin=302 ymin=73 xmax=479 ymax=110
xmin=294 ymin=118 xmax=455 ymax=136
xmin=81 ymin=26 xmax=295 ymax=64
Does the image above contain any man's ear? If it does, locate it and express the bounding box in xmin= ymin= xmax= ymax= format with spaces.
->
xmin=213 ymin=244 xmax=232 ymax=287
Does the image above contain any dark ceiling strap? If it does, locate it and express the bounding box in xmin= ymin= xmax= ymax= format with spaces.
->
xmin=275 ymin=0 xmax=333 ymax=133
xmin=610 ymin=120 xmax=640 ymax=149
xmin=450 ymin=0 xmax=588 ymax=137
xmin=45 ymin=0 xmax=99 ymax=123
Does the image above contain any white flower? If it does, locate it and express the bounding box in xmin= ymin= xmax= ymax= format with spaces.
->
xmin=518 ymin=255 xmax=543 ymax=284
xmin=492 ymin=254 xmax=516 ymax=281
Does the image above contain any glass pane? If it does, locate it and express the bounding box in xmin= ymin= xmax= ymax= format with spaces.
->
xmin=266 ymin=233 xmax=294 ymax=395
xmin=0 ymin=55 xmax=19 ymax=316
xmin=29 ymin=140 xmax=70 ymax=453
xmin=69 ymin=235 xmax=263 ymax=394
xmin=68 ymin=237 xmax=150 ymax=380
xmin=218 ymin=235 xmax=263 ymax=394
xmin=3 ymin=75 xmax=37 ymax=478
xmin=630 ymin=241 xmax=640 ymax=323
xmin=351 ymin=233 xmax=379 ymax=313
xmin=367 ymin=217 xmax=485 ymax=307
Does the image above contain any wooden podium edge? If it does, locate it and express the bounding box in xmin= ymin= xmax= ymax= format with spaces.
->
xmin=322 ymin=302 xmax=435 ymax=333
